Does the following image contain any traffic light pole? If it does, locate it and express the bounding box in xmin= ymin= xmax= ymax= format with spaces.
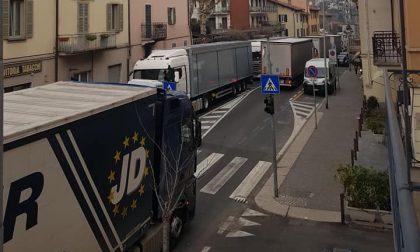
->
xmin=269 ymin=95 xmax=279 ymax=198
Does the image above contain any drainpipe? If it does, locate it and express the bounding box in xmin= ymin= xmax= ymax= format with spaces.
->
xmin=55 ymin=0 xmax=59 ymax=81
xmin=398 ymin=0 xmax=412 ymax=181
xmin=127 ymin=0 xmax=131 ymax=81
xmin=364 ymin=0 xmax=372 ymax=87
xmin=0 ymin=0 xmax=4 ymax=251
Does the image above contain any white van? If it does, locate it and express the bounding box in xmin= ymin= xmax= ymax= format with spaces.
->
xmin=303 ymin=58 xmax=336 ymax=95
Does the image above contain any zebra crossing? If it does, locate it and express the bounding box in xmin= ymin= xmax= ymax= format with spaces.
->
xmin=196 ymin=152 xmax=271 ymax=204
xmin=200 ymin=89 xmax=256 ymax=137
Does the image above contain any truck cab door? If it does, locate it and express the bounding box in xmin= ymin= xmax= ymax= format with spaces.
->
xmin=174 ymin=66 xmax=187 ymax=94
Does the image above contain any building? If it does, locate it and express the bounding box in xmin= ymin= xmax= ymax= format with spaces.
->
xmin=57 ymin=0 xmax=129 ymax=83
xmin=129 ymin=0 xmax=191 ymax=67
xmin=229 ymin=0 xmax=276 ymax=30
xmin=3 ymin=0 xmax=56 ymax=92
xmin=274 ymin=1 xmax=305 ymax=37
xmin=208 ymin=0 xmax=231 ymax=33
xmin=308 ymin=5 xmax=320 ymax=35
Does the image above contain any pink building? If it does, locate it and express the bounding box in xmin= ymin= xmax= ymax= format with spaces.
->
xmin=129 ymin=0 xmax=191 ymax=69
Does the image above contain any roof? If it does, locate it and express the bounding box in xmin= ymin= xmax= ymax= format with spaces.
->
xmin=269 ymin=38 xmax=313 ymax=44
xmin=271 ymin=0 xmax=305 ymax=12
xmin=310 ymin=6 xmax=320 ymax=11
xmin=4 ymin=82 xmax=156 ymax=144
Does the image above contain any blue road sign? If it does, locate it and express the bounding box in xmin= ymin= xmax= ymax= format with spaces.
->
xmin=307 ymin=65 xmax=318 ymax=78
xmin=261 ymin=74 xmax=280 ymax=94
xmin=163 ymin=81 xmax=176 ymax=91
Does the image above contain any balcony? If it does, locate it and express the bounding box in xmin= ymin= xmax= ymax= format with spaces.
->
xmin=249 ymin=6 xmax=270 ymax=13
xmin=58 ymin=33 xmax=116 ymax=55
xmin=141 ymin=23 xmax=167 ymax=41
xmin=372 ymin=31 xmax=401 ymax=66
xmin=213 ymin=6 xmax=230 ymax=14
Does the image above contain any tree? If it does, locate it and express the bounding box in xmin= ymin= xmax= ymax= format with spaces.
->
xmin=140 ymin=112 xmax=197 ymax=252
xmin=191 ymin=0 xmax=221 ymax=35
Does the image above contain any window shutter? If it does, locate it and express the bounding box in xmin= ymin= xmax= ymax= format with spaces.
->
xmin=26 ymin=0 xmax=34 ymax=38
xmin=106 ymin=4 xmax=112 ymax=31
xmin=84 ymin=3 xmax=89 ymax=33
xmin=118 ymin=4 xmax=123 ymax=31
xmin=167 ymin=8 xmax=171 ymax=25
xmin=173 ymin=8 xmax=176 ymax=25
xmin=285 ymin=15 xmax=287 ymax=22
xmin=78 ymin=2 xmax=88 ymax=33
xmin=3 ymin=0 xmax=9 ymax=38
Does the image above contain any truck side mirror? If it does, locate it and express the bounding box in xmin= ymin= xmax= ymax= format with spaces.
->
xmin=194 ymin=118 xmax=202 ymax=147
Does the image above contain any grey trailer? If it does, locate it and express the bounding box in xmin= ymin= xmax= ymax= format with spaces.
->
xmin=261 ymin=38 xmax=313 ymax=88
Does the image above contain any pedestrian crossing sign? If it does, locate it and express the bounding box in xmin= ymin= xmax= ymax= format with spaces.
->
xmin=163 ymin=81 xmax=176 ymax=92
xmin=260 ymin=75 xmax=280 ymax=94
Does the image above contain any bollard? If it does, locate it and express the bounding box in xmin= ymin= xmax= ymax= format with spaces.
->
xmin=351 ymin=150 xmax=355 ymax=166
xmin=354 ymin=147 xmax=357 ymax=160
xmin=340 ymin=193 xmax=345 ymax=225
xmin=354 ymin=138 xmax=358 ymax=152
xmin=358 ymin=117 xmax=362 ymax=137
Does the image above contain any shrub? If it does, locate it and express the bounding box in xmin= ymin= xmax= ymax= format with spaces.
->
xmin=336 ymin=164 xmax=391 ymax=211
xmin=365 ymin=107 xmax=386 ymax=134
xmin=366 ymin=96 xmax=379 ymax=113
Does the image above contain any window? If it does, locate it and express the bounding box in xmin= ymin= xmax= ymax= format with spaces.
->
xmin=172 ymin=42 xmax=176 ymax=48
xmin=108 ymin=64 xmax=122 ymax=83
xmin=168 ymin=7 xmax=176 ymax=25
xmin=5 ymin=0 xmax=33 ymax=39
xmin=78 ymin=2 xmax=89 ymax=33
xmin=107 ymin=4 xmax=123 ymax=31
xmin=72 ymin=71 xmax=91 ymax=82
xmin=279 ymin=15 xmax=287 ymax=23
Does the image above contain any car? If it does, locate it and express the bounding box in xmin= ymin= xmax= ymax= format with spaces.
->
xmin=337 ymin=52 xmax=349 ymax=66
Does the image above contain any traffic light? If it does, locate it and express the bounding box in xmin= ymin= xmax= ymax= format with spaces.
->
xmin=264 ymin=96 xmax=274 ymax=115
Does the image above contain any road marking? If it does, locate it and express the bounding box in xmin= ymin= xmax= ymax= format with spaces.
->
xmin=201 ymin=120 xmax=217 ymax=124
xmin=194 ymin=153 xmax=224 ymax=178
xmin=218 ymin=216 xmax=235 ymax=234
xmin=201 ymin=125 xmax=211 ymax=130
xmin=202 ymin=115 xmax=221 ymax=119
xmin=238 ymin=217 xmax=261 ymax=227
xmin=226 ymin=230 xmax=255 ymax=238
xmin=200 ymin=157 xmax=248 ymax=195
xmin=292 ymin=102 xmax=314 ymax=109
xmin=212 ymin=110 xmax=227 ymax=114
xmin=201 ymin=246 xmax=211 ymax=252
xmin=294 ymin=107 xmax=313 ymax=113
xmin=242 ymin=208 xmax=267 ymax=217
xmin=230 ymin=161 xmax=271 ymax=202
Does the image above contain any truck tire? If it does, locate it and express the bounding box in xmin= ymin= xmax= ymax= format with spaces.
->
xmin=232 ymin=85 xmax=238 ymax=96
xmin=202 ymin=96 xmax=211 ymax=111
xmin=240 ymin=82 xmax=246 ymax=92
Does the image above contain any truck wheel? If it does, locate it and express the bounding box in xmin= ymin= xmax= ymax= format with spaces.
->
xmin=170 ymin=215 xmax=183 ymax=242
xmin=202 ymin=96 xmax=210 ymax=111
xmin=240 ymin=82 xmax=246 ymax=92
xmin=232 ymin=85 xmax=238 ymax=96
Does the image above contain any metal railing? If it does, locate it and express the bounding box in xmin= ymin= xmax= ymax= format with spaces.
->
xmin=213 ymin=5 xmax=230 ymax=14
xmin=58 ymin=33 xmax=116 ymax=54
xmin=373 ymin=31 xmax=401 ymax=66
xmin=384 ymin=69 xmax=420 ymax=252
xmin=249 ymin=6 xmax=270 ymax=13
xmin=141 ymin=23 xmax=167 ymax=41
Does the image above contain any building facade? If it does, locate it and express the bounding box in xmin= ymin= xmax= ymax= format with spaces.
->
xmin=57 ymin=0 xmax=130 ymax=83
xmin=130 ymin=0 xmax=191 ymax=69
xmin=308 ymin=6 xmax=320 ymax=35
xmin=3 ymin=0 xmax=56 ymax=91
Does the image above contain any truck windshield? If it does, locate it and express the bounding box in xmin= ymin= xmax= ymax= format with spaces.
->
xmin=133 ymin=69 xmax=170 ymax=81
xmin=305 ymin=67 xmax=327 ymax=77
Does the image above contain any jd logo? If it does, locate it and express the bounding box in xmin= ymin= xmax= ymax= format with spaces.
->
xmin=111 ymin=147 xmax=146 ymax=205
xmin=4 ymin=172 xmax=44 ymax=243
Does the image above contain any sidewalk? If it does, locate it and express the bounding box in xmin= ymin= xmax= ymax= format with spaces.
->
xmin=256 ymin=70 xmax=370 ymax=222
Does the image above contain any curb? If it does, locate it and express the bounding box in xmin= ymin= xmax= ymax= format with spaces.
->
xmin=255 ymin=107 xmax=341 ymax=222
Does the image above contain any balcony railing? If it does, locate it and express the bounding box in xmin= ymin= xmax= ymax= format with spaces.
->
xmin=373 ymin=31 xmax=401 ymax=66
xmin=141 ymin=23 xmax=167 ymax=41
xmin=213 ymin=6 xmax=230 ymax=14
xmin=58 ymin=33 xmax=116 ymax=54
xmin=249 ymin=6 xmax=270 ymax=13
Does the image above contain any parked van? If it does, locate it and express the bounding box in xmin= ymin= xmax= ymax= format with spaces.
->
xmin=303 ymin=58 xmax=337 ymax=95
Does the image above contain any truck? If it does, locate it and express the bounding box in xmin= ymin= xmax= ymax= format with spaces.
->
xmin=129 ymin=41 xmax=254 ymax=111
xmin=251 ymin=37 xmax=285 ymax=78
xmin=260 ymin=38 xmax=313 ymax=88
xmin=3 ymin=81 xmax=201 ymax=252
xmin=303 ymin=58 xmax=337 ymax=95
xmin=305 ymin=35 xmax=342 ymax=58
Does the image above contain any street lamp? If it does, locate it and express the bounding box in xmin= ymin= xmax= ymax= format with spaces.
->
xmin=322 ymin=0 xmax=329 ymax=109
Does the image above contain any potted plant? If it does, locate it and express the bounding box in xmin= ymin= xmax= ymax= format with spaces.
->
xmin=363 ymin=96 xmax=386 ymax=143
xmin=100 ymin=33 xmax=110 ymax=39
xmin=85 ymin=34 xmax=97 ymax=41
xmin=58 ymin=37 xmax=69 ymax=42
xmin=336 ymin=164 xmax=392 ymax=225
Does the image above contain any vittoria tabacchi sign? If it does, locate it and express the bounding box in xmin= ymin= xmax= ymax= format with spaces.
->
xmin=4 ymin=61 xmax=42 ymax=78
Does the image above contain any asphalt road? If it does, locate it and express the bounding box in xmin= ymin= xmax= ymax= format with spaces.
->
xmin=174 ymin=82 xmax=297 ymax=252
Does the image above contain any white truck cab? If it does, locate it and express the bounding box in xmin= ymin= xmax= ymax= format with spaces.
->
xmin=129 ymin=49 xmax=190 ymax=95
xmin=303 ymin=58 xmax=336 ymax=95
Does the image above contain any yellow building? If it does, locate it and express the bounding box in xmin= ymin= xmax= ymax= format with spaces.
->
xmin=3 ymin=0 xmax=56 ymax=91
xmin=274 ymin=1 xmax=305 ymax=37
xmin=308 ymin=6 xmax=320 ymax=35
xmin=57 ymin=0 xmax=129 ymax=83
